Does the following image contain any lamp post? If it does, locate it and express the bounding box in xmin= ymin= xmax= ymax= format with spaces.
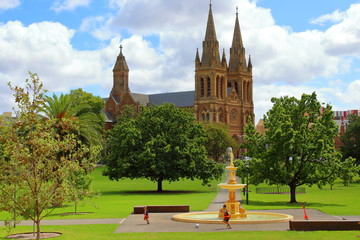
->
xmin=245 ymin=161 xmax=249 ymax=205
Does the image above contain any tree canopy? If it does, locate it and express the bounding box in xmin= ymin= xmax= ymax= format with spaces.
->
xmin=103 ymin=103 xmax=223 ymax=191
xmin=0 ymin=73 xmax=98 ymax=239
xmin=242 ymin=92 xmax=340 ymax=203
xmin=340 ymin=114 xmax=360 ymax=165
xmin=203 ymin=122 xmax=238 ymax=162
xmin=40 ymin=90 xmax=104 ymax=148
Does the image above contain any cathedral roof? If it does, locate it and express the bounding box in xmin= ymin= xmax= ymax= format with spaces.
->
xmin=130 ymin=91 xmax=194 ymax=108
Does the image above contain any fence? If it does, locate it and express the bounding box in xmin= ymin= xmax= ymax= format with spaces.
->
xmin=256 ymin=187 xmax=306 ymax=194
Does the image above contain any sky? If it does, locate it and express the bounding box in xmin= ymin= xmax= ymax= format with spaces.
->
xmin=1 ymin=0 xmax=360 ymax=122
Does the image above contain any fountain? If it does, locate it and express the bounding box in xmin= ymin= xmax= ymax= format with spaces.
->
xmin=172 ymin=147 xmax=293 ymax=224
xmin=218 ymin=147 xmax=247 ymax=218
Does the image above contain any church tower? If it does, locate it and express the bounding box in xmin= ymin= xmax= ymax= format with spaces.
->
xmin=105 ymin=45 xmax=137 ymax=129
xmin=194 ymin=2 xmax=228 ymax=123
xmin=194 ymin=3 xmax=254 ymax=138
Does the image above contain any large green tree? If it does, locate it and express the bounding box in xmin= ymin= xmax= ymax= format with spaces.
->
xmin=203 ymin=123 xmax=238 ymax=162
xmin=0 ymin=73 xmax=97 ymax=240
xmin=340 ymin=114 xmax=360 ymax=165
xmin=103 ymin=103 xmax=223 ymax=191
xmin=242 ymin=92 xmax=340 ymax=203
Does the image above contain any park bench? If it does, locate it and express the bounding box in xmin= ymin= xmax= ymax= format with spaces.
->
xmin=133 ymin=205 xmax=190 ymax=214
xmin=289 ymin=220 xmax=360 ymax=231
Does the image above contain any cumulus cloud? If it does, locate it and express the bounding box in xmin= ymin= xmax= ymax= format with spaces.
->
xmin=51 ymin=0 xmax=90 ymax=12
xmin=322 ymin=4 xmax=360 ymax=56
xmin=0 ymin=0 xmax=20 ymax=10
xmin=0 ymin=21 xmax=116 ymax=112
xmin=2 ymin=0 xmax=360 ymax=119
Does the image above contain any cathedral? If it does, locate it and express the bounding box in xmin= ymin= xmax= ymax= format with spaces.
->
xmin=104 ymin=3 xmax=254 ymax=141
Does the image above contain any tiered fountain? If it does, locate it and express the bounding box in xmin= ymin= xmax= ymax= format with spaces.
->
xmin=217 ymin=147 xmax=247 ymax=218
xmin=172 ymin=148 xmax=293 ymax=224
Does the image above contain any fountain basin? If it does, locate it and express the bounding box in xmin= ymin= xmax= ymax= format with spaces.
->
xmin=172 ymin=211 xmax=293 ymax=224
xmin=218 ymin=183 xmax=246 ymax=190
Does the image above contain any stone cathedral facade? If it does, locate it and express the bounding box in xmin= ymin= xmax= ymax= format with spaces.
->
xmin=104 ymin=3 xmax=254 ymax=141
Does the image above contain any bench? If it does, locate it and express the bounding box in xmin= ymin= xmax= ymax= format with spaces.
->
xmin=133 ymin=205 xmax=190 ymax=214
xmin=289 ymin=220 xmax=360 ymax=231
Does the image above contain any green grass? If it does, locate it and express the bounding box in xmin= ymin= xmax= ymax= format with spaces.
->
xmin=243 ymin=178 xmax=360 ymax=215
xmin=0 ymin=167 xmax=359 ymax=239
xmin=0 ymin=225 xmax=359 ymax=240
xmin=0 ymin=167 xmax=220 ymax=220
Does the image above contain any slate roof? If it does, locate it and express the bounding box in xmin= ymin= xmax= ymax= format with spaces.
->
xmin=148 ymin=91 xmax=194 ymax=107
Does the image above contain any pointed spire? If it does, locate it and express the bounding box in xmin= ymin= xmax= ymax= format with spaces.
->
xmin=229 ymin=7 xmax=247 ymax=73
xmin=201 ymin=2 xmax=221 ymax=67
xmin=113 ymin=45 xmax=129 ymax=71
xmin=248 ymin=55 xmax=252 ymax=67
xmin=204 ymin=2 xmax=217 ymax=42
xmin=195 ymin=48 xmax=201 ymax=65
xmin=221 ymin=48 xmax=227 ymax=67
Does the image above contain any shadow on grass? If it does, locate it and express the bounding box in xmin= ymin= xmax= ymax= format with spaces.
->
xmin=248 ymin=200 xmax=345 ymax=208
xmin=101 ymin=190 xmax=207 ymax=196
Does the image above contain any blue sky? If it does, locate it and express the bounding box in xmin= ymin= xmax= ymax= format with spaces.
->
xmin=1 ymin=0 xmax=360 ymax=122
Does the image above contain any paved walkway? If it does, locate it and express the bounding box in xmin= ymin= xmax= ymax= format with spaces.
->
xmin=1 ymin=187 xmax=359 ymax=233
xmin=114 ymin=187 xmax=359 ymax=233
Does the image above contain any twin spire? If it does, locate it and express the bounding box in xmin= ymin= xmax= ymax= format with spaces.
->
xmin=197 ymin=3 xmax=251 ymax=72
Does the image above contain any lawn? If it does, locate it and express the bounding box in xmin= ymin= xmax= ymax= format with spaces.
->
xmin=0 ymin=166 xmax=359 ymax=240
xmin=0 ymin=225 xmax=359 ymax=240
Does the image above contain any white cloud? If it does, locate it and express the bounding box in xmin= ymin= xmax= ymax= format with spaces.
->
xmin=0 ymin=21 xmax=116 ymax=112
xmin=310 ymin=10 xmax=346 ymax=25
xmin=0 ymin=0 xmax=20 ymax=10
xmin=2 ymin=0 xmax=360 ymax=119
xmin=322 ymin=4 xmax=360 ymax=56
xmin=51 ymin=0 xmax=90 ymax=12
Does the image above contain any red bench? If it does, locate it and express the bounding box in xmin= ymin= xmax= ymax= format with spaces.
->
xmin=289 ymin=220 xmax=360 ymax=231
xmin=133 ymin=205 xmax=190 ymax=214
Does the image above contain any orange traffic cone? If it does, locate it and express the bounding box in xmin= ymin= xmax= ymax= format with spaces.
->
xmin=302 ymin=203 xmax=309 ymax=220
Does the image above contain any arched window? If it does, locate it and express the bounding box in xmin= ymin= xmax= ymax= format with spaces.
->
xmin=200 ymin=78 xmax=204 ymax=97
xmin=216 ymin=76 xmax=220 ymax=98
xmin=207 ymin=77 xmax=211 ymax=97
xmin=220 ymin=77 xmax=224 ymax=99
xmin=235 ymin=82 xmax=239 ymax=95
xmin=206 ymin=113 xmax=210 ymax=121
xmin=202 ymin=113 xmax=206 ymax=121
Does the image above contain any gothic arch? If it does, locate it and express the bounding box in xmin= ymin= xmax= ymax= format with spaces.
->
xmin=207 ymin=77 xmax=211 ymax=97
xmin=200 ymin=77 xmax=205 ymax=97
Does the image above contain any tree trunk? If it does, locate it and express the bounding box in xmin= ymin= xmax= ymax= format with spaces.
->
xmin=157 ymin=178 xmax=163 ymax=192
xmin=36 ymin=220 xmax=41 ymax=240
xmin=289 ymin=184 xmax=297 ymax=203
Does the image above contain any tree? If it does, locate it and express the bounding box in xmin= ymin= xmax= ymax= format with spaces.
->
xmin=338 ymin=157 xmax=360 ymax=186
xmin=340 ymin=114 xmax=360 ymax=165
xmin=103 ymin=103 xmax=223 ymax=191
xmin=0 ymin=73 xmax=96 ymax=240
xmin=242 ymin=92 xmax=340 ymax=203
xmin=40 ymin=92 xmax=104 ymax=147
xmin=203 ymin=123 xmax=239 ymax=162
xmin=69 ymin=88 xmax=105 ymax=127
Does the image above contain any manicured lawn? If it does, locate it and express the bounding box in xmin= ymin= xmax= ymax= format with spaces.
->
xmin=0 ymin=167 xmax=221 ymax=220
xmin=0 ymin=167 xmax=359 ymax=240
xmin=0 ymin=225 xmax=359 ymax=240
xmin=243 ymin=178 xmax=360 ymax=216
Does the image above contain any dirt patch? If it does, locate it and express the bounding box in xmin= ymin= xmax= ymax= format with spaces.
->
xmin=6 ymin=232 xmax=61 ymax=239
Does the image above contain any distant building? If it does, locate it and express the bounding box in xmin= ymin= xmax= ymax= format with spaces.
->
xmin=331 ymin=109 xmax=359 ymax=149
xmin=104 ymin=3 xmax=255 ymax=141
xmin=255 ymin=109 xmax=360 ymax=149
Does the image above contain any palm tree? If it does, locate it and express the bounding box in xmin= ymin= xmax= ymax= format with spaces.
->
xmin=40 ymin=93 xmax=103 ymax=147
